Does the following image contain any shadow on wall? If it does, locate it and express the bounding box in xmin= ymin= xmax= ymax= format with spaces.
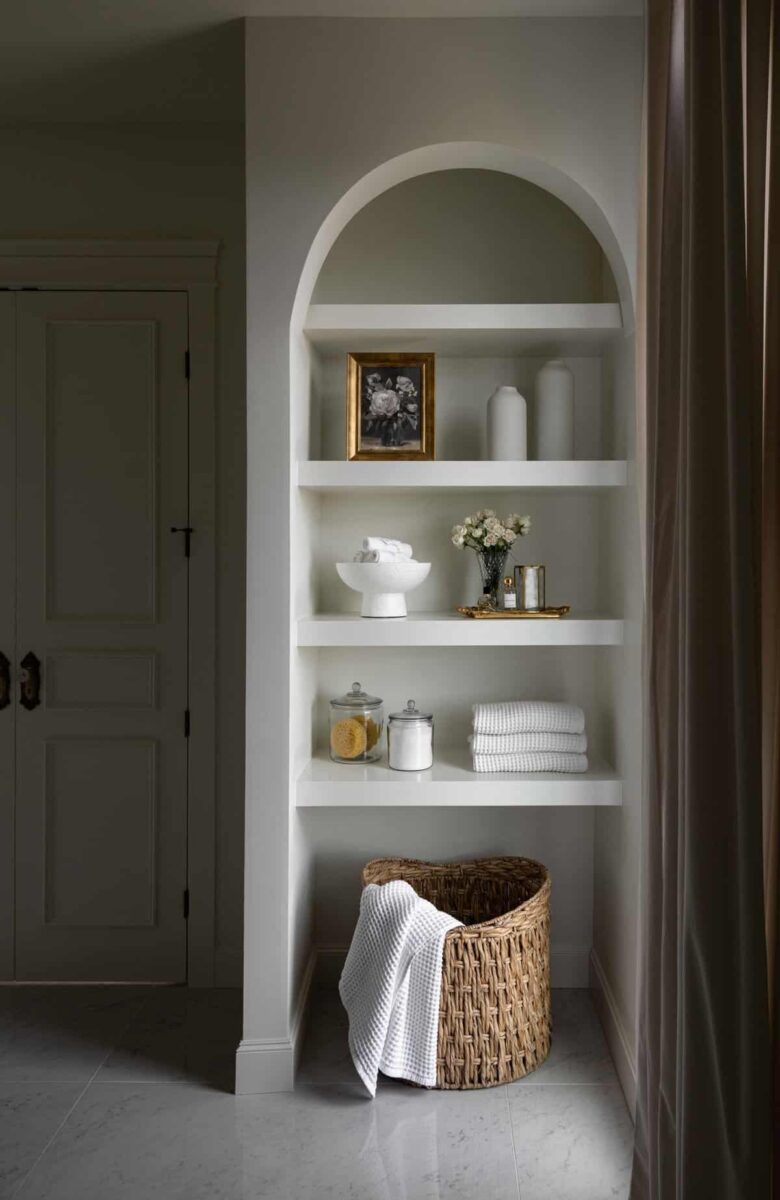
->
xmin=0 ymin=20 xmax=244 ymax=123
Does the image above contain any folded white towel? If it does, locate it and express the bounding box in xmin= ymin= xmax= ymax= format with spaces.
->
xmin=472 ymin=751 xmax=589 ymax=774
xmin=339 ymin=879 xmax=461 ymax=1097
xmin=353 ymin=549 xmax=415 ymax=563
xmin=363 ymin=536 xmax=413 ymax=559
xmin=470 ymin=731 xmax=587 ymax=755
xmin=472 ymin=700 xmax=585 ymax=736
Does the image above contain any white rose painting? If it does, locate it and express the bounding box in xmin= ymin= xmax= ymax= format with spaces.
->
xmin=347 ymin=353 xmax=435 ymax=460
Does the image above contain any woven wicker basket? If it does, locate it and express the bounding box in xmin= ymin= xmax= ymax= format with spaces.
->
xmin=362 ymin=855 xmax=551 ymax=1090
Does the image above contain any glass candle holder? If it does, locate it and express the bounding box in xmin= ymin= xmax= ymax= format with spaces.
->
xmin=514 ymin=565 xmax=546 ymax=612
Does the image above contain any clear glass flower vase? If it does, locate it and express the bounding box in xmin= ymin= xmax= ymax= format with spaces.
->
xmin=476 ymin=547 xmax=509 ymax=606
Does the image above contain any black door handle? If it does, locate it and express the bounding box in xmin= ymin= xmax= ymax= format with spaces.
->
xmin=0 ymin=653 xmax=9 ymax=710
xmin=19 ymin=652 xmax=41 ymax=710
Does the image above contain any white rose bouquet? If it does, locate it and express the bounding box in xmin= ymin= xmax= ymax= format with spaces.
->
xmin=450 ymin=510 xmax=531 ymax=550
xmin=451 ymin=509 xmax=532 ymax=606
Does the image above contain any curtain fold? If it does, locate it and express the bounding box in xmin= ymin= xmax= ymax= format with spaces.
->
xmin=632 ymin=2 xmax=775 ymax=1195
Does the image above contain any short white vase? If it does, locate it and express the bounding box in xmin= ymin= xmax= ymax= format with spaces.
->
xmin=336 ymin=561 xmax=431 ymax=617
xmin=486 ymin=385 xmax=527 ymax=460
xmin=534 ymin=359 xmax=574 ymax=460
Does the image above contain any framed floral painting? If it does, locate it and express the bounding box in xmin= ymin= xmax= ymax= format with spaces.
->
xmin=346 ymin=352 xmax=435 ymax=460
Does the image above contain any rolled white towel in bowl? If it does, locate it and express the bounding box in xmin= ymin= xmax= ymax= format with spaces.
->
xmin=363 ymin=536 xmax=413 ymax=559
xmin=354 ymin=549 xmax=417 ymax=563
xmin=472 ymin=700 xmax=585 ymax=736
xmin=470 ymin=730 xmax=587 ymax=756
xmin=472 ymin=751 xmax=588 ymax=774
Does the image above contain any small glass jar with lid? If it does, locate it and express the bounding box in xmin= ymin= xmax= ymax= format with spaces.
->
xmin=387 ymin=700 xmax=434 ymax=772
xmin=329 ymin=682 xmax=384 ymax=764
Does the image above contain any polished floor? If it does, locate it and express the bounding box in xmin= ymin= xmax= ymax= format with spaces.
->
xmin=1 ymin=983 xmax=633 ymax=1199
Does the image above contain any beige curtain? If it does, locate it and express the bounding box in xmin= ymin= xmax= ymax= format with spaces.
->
xmin=632 ymin=1 xmax=776 ymax=1195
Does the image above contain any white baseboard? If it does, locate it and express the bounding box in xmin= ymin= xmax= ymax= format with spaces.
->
xmin=235 ymin=1036 xmax=296 ymax=1094
xmin=234 ymin=951 xmax=316 ymax=1094
xmin=589 ymin=949 xmax=637 ymax=1115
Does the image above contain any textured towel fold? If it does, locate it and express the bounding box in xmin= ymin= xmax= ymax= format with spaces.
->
xmin=339 ymin=879 xmax=461 ymax=1096
xmin=470 ymin=731 xmax=587 ymax=755
xmin=363 ymin=536 xmax=413 ymax=558
xmin=472 ymin=700 xmax=585 ymax=736
xmin=472 ymin=751 xmax=589 ymax=773
xmin=354 ymin=548 xmax=415 ymax=563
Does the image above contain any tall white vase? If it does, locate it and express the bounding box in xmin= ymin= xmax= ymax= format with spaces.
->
xmin=534 ymin=359 xmax=574 ymax=460
xmin=486 ymin=386 xmax=527 ymax=460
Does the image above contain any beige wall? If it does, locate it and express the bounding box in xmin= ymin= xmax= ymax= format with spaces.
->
xmin=0 ymin=122 xmax=246 ymax=984
xmin=314 ymin=168 xmax=618 ymax=304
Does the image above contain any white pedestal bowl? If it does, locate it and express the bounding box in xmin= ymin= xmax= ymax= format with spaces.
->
xmin=336 ymin=561 xmax=431 ymax=618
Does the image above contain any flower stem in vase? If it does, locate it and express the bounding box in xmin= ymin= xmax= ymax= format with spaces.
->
xmin=477 ymin=547 xmax=509 ymax=606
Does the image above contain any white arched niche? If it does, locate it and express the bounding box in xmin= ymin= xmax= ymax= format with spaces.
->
xmin=291 ymin=141 xmax=634 ymax=335
xmin=289 ymin=141 xmax=634 ymax=465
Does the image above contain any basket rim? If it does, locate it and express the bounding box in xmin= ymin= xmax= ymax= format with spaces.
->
xmin=361 ymin=855 xmax=551 ymax=934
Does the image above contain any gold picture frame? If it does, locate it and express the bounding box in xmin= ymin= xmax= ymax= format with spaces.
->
xmin=346 ymin=352 xmax=435 ymax=461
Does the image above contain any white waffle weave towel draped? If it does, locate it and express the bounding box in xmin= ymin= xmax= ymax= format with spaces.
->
xmin=470 ymin=731 xmax=587 ymax=755
xmin=472 ymin=750 xmax=588 ymax=773
xmin=339 ymin=879 xmax=462 ymax=1097
xmin=472 ymin=700 xmax=585 ymax=736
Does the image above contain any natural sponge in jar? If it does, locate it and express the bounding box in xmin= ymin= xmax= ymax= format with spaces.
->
xmin=328 ymin=682 xmax=384 ymax=764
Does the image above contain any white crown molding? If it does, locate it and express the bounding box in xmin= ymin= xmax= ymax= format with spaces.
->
xmin=0 ymin=240 xmax=219 ymax=289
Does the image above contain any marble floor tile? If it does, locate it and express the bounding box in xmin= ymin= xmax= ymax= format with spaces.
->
xmin=508 ymin=1082 xmax=633 ymax=1200
xmin=16 ymin=1080 xmax=521 ymax=1200
xmin=511 ymin=988 xmax=617 ymax=1088
xmin=95 ymin=988 xmax=241 ymax=1091
xmin=0 ymin=988 xmax=147 ymax=1084
xmin=0 ymin=1083 xmax=82 ymax=1199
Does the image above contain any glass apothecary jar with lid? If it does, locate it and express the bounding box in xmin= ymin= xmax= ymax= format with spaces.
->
xmin=388 ymin=700 xmax=434 ymax=771
xmin=329 ymin=682 xmax=384 ymax=764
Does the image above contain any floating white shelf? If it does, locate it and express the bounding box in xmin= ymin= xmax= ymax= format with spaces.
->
xmin=297 ymin=459 xmax=627 ymax=492
xmin=305 ymin=303 xmax=623 ymax=357
xmin=296 ymin=747 xmax=622 ymax=807
xmin=296 ymin=612 xmax=624 ymax=647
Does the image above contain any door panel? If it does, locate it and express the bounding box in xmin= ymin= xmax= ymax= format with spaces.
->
xmin=0 ymin=295 xmax=15 ymax=979
xmin=15 ymin=292 xmax=189 ymax=981
xmin=45 ymin=319 xmax=158 ymax=623
xmin=44 ymin=738 xmax=158 ymax=928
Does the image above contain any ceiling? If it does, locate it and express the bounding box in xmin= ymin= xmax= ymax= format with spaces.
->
xmin=0 ymin=0 xmax=643 ymax=123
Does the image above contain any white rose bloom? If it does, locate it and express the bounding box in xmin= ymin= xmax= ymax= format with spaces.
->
xmin=369 ymin=389 xmax=400 ymax=417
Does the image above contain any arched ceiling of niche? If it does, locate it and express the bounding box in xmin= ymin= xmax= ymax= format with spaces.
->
xmin=312 ymin=168 xmax=619 ymax=305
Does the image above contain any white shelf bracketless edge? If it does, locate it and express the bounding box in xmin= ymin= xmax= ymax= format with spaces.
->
xmin=296 ymin=746 xmax=622 ymax=807
xmin=305 ymin=302 xmax=622 ymax=352
xmin=297 ymin=460 xmax=628 ymax=491
xmin=297 ymin=612 xmax=624 ymax=648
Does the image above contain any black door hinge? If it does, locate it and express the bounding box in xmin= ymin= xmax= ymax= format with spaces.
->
xmin=183 ymin=888 xmax=190 ymax=919
xmin=184 ymin=349 xmax=190 ymax=379
xmin=170 ymin=526 xmax=193 ymax=557
xmin=184 ymin=708 xmax=191 ymax=738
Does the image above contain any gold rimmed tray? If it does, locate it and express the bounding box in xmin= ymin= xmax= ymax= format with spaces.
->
xmin=456 ymin=605 xmax=571 ymax=620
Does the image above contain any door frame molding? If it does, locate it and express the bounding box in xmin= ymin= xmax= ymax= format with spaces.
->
xmin=0 ymin=240 xmax=219 ymax=986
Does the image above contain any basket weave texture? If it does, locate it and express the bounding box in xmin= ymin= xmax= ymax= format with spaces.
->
xmin=362 ymin=856 xmax=551 ymax=1090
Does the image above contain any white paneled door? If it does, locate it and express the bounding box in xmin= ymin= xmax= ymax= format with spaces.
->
xmin=2 ymin=291 xmax=190 ymax=981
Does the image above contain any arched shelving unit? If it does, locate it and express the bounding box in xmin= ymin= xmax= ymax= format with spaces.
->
xmin=283 ymin=147 xmax=641 ymax=1075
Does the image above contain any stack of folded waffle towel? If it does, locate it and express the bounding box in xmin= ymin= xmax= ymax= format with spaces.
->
xmin=470 ymin=700 xmax=588 ymax=773
xmin=353 ymin=536 xmax=416 ymax=564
